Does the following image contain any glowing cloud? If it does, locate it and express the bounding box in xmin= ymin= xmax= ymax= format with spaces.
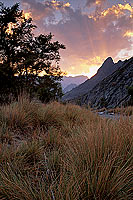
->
xmin=64 ymin=2 xmax=71 ymax=8
xmin=51 ymin=0 xmax=70 ymax=9
xmin=124 ymin=31 xmax=133 ymax=37
xmin=90 ymin=56 xmax=104 ymax=65
xmin=100 ymin=3 xmax=132 ymax=17
xmin=86 ymin=0 xmax=106 ymax=7
xmin=20 ymin=0 xmax=132 ymax=78
xmin=21 ymin=0 xmax=71 ymax=23
xmin=118 ymin=3 xmax=132 ymax=12
xmin=96 ymin=0 xmax=102 ymax=5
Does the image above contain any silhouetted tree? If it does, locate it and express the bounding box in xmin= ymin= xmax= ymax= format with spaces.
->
xmin=0 ymin=3 xmax=65 ymax=103
xmin=36 ymin=76 xmax=63 ymax=103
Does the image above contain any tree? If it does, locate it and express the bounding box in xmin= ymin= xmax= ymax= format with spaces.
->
xmin=0 ymin=3 xmax=65 ymax=103
xmin=36 ymin=76 xmax=63 ymax=103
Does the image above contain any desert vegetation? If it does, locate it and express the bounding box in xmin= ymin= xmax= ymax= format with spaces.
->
xmin=0 ymin=96 xmax=132 ymax=200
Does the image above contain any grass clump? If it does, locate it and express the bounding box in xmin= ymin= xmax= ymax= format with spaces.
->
xmin=97 ymin=106 xmax=133 ymax=116
xmin=110 ymin=106 xmax=133 ymax=116
xmin=0 ymin=97 xmax=132 ymax=199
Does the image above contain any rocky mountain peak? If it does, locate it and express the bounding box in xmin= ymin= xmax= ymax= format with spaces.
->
xmin=105 ymin=56 xmax=114 ymax=63
xmin=81 ymin=57 xmax=133 ymax=108
xmin=117 ymin=60 xmax=122 ymax=64
xmin=62 ymin=57 xmax=132 ymax=102
xmin=97 ymin=57 xmax=114 ymax=74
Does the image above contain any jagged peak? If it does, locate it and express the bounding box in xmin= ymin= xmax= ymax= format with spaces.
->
xmin=97 ymin=57 xmax=114 ymax=74
xmin=102 ymin=57 xmax=114 ymax=65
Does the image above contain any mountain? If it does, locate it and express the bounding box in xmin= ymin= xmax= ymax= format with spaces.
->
xmin=62 ymin=57 xmax=123 ymax=101
xmin=63 ymin=83 xmax=77 ymax=93
xmin=81 ymin=57 xmax=133 ymax=108
xmin=61 ymin=75 xmax=88 ymax=90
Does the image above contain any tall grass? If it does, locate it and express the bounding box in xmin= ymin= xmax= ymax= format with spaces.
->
xmin=97 ymin=106 xmax=133 ymax=116
xmin=0 ymin=96 xmax=132 ymax=199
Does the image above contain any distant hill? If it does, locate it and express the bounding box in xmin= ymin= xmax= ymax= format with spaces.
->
xmin=61 ymin=75 xmax=88 ymax=91
xmin=63 ymin=83 xmax=77 ymax=94
xmin=81 ymin=57 xmax=133 ymax=108
xmin=62 ymin=57 xmax=124 ymax=101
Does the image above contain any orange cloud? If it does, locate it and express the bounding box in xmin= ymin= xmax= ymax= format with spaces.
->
xmin=21 ymin=1 xmax=132 ymax=78
xmin=22 ymin=0 xmax=71 ymax=22
xmin=96 ymin=0 xmax=102 ymax=5
xmin=118 ymin=3 xmax=132 ymax=12
xmin=60 ymin=54 xmax=105 ymax=78
xmin=89 ymin=56 xmax=104 ymax=65
xmin=124 ymin=31 xmax=133 ymax=37
xmin=86 ymin=0 xmax=106 ymax=7
xmin=51 ymin=1 xmax=70 ymax=9
xmin=100 ymin=3 xmax=132 ymax=17
xmin=66 ymin=59 xmax=102 ymax=78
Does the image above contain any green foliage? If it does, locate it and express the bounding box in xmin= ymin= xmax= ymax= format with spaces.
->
xmin=37 ymin=76 xmax=63 ymax=103
xmin=0 ymin=3 xmax=65 ymax=103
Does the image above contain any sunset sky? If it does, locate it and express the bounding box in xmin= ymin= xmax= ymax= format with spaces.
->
xmin=3 ymin=0 xmax=133 ymax=78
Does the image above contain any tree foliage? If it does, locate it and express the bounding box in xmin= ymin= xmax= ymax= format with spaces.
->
xmin=0 ymin=3 xmax=65 ymax=103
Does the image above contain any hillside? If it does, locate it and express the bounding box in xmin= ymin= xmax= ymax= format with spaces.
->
xmin=62 ymin=57 xmax=123 ymax=101
xmin=0 ymin=98 xmax=132 ymax=199
xmin=61 ymin=75 xmax=88 ymax=91
xmin=81 ymin=57 xmax=133 ymax=108
xmin=63 ymin=83 xmax=77 ymax=93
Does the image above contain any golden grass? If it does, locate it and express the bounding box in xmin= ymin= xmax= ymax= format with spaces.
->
xmin=97 ymin=106 xmax=133 ymax=116
xmin=108 ymin=106 xmax=133 ymax=116
xmin=0 ymin=97 xmax=132 ymax=199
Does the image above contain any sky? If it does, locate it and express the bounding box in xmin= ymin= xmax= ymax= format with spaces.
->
xmin=2 ymin=0 xmax=133 ymax=78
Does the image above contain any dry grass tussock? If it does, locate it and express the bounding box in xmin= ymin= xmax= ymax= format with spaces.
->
xmin=96 ymin=106 xmax=133 ymax=116
xmin=0 ymin=96 xmax=133 ymax=200
xmin=108 ymin=106 xmax=133 ymax=116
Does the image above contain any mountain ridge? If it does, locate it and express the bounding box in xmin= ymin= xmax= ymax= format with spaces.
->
xmin=62 ymin=57 xmax=124 ymax=101
xmin=63 ymin=83 xmax=77 ymax=93
xmin=61 ymin=75 xmax=88 ymax=90
xmin=80 ymin=57 xmax=133 ymax=108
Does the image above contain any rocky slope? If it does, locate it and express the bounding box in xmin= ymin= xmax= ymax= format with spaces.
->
xmin=81 ymin=57 xmax=133 ymax=108
xmin=62 ymin=57 xmax=123 ymax=101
